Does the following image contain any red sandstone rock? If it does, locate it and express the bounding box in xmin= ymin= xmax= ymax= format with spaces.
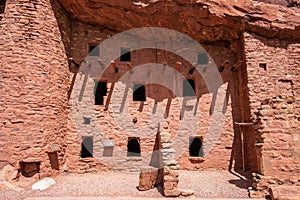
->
xmin=138 ymin=166 xmax=159 ymax=191
xmin=269 ymin=186 xmax=300 ymax=200
xmin=0 ymin=1 xmax=299 ymax=199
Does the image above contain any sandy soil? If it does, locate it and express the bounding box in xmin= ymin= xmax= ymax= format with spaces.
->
xmin=0 ymin=170 xmax=252 ymax=200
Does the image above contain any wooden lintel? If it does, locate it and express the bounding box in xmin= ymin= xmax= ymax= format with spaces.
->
xmin=235 ymin=122 xmax=253 ymax=126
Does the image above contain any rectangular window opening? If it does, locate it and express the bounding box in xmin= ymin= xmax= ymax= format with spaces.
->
xmin=133 ymin=84 xmax=146 ymax=101
xmin=81 ymin=137 xmax=93 ymax=158
xmin=95 ymin=81 xmax=107 ymax=105
xmin=127 ymin=137 xmax=141 ymax=157
xmin=183 ymin=79 xmax=196 ymax=96
xmin=189 ymin=137 xmax=204 ymax=157
xmin=120 ymin=48 xmax=131 ymax=62
xmin=89 ymin=44 xmax=99 ymax=56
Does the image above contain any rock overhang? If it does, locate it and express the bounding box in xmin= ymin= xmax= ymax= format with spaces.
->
xmin=56 ymin=0 xmax=300 ymax=42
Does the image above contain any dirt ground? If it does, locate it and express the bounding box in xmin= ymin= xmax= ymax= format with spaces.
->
xmin=0 ymin=170 xmax=252 ymax=200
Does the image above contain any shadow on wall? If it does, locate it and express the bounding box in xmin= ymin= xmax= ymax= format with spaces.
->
xmin=50 ymin=0 xmax=71 ymax=59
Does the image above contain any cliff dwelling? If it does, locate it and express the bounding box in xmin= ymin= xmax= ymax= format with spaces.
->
xmin=0 ymin=0 xmax=299 ymax=199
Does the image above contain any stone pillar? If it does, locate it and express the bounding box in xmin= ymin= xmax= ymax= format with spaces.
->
xmin=160 ymin=122 xmax=181 ymax=197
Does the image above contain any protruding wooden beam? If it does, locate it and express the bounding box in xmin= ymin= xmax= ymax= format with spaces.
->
xmin=111 ymin=60 xmax=119 ymax=73
xmin=219 ymin=60 xmax=230 ymax=72
xmin=235 ymin=122 xmax=253 ymax=126
xmin=231 ymin=60 xmax=244 ymax=71
xmin=175 ymin=61 xmax=182 ymax=71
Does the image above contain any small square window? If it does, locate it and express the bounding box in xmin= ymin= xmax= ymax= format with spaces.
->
xmin=83 ymin=117 xmax=90 ymax=124
xmin=259 ymin=63 xmax=267 ymax=71
xmin=120 ymin=48 xmax=131 ymax=62
xmin=89 ymin=45 xmax=99 ymax=56
xmin=133 ymin=84 xmax=146 ymax=101
xmin=197 ymin=52 xmax=208 ymax=65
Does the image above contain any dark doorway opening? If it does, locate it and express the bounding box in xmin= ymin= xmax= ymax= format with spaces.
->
xmin=95 ymin=81 xmax=107 ymax=105
xmin=133 ymin=84 xmax=146 ymax=101
xmin=0 ymin=0 xmax=6 ymax=14
xmin=127 ymin=138 xmax=141 ymax=157
xmin=189 ymin=137 xmax=204 ymax=157
xmin=183 ymin=79 xmax=196 ymax=96
xmin=81 ymin=137 xmax=93 ymax=158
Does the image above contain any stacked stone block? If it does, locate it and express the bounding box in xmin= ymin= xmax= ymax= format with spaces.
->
xmin=159 ymin=122 xmax=181 ymax=197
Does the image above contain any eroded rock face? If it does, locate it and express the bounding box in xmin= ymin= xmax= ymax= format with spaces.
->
xmin=255 ymin=0 xmax=300 ymax=8
xmin=57 ymin=0 xmax=300 ymax=41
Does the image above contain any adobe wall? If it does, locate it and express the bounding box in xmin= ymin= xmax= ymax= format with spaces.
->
xmin=0 ymin=0 xmax=71 ymax=177
xmin=65 ymin=20 xmax=246 ymax=172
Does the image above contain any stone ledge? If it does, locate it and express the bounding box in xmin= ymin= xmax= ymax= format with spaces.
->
xmin=188 ymin=157 xmax=205 ymax=163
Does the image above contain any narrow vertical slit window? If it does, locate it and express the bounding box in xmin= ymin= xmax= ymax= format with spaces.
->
xmin=0 ymin=0 xmax=6 ymax=14
xmin=95 ymin=81 xmax=107 ymax=105
xmin=120 ymin=48 xmax=131 ymax=62
xmin=133 ymin=84 xmax=146 ymax=101
xmin=183 ymin=79 xmax=196 ymax=96
xmin=81 ymin=137 xmax=93 ymax=158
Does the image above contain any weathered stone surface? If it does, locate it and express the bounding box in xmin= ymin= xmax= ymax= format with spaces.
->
xmin=269 ymin=186 xmax=300 ymax=200
xmin=164 ymin=189 xmax=181 ymax=197
xmin=0 ymin=164 xmax=18 ymax=182
xmin=0 ymin=181 xmax=23 ymax=191
xmin=57 ymin=0 xmax=300 ymax=41
xmin=138 ymin=167 xmax=159 ymax=191
xmin=180 ymin=189 xmax=194 ymax=197
xmin=159 ymin=123 xmax=182 ymax=197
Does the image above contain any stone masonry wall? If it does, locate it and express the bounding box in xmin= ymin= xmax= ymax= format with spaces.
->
xmin=244 ymin=32 xmax=300 ymax=119
xmin=65 ymin=20 xmax=245 ymax=172
xmin=0 ymin=0 xmax=71 ymax=177
xmin=250 ymin=96 xmax=300 ymax=197
xmin=244 ymin=32 xmax=300 ymax=172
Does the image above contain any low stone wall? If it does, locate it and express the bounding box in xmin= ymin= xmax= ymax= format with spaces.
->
xmin=249 ymin=96 xmax=300 ymax=198
xmin=138 ymin=122 xmax=193 ymax=197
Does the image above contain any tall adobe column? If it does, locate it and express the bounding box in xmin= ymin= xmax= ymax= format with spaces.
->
xmin=0 ymin=0 xmax=71 ymax=176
